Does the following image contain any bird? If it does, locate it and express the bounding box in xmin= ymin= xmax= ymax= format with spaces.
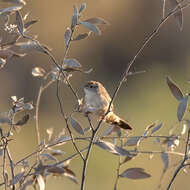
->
xmin=82 ymin=81 xmax=132 ymax=130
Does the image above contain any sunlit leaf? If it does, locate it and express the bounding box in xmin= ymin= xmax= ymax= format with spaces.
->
xmin=62 ymin=58 xmax=82 ymax=72
xmin=2 ymin=0 xmax=26 ymax=5
xmin=80 ymin=21 xmax=101 ymax=35
xmin=50 ymin=149 xmax=65 ymax=156
xmin=47 ymin=166 xmax=65 ymax=175
xmin=71 ymin=5 xmax=78 ymax=29
xmin=46 ymin=128 xmax=54 ymax=141
xmin=69 ymin=116 xmax=84 ymax=135
xmin=95 ymin=141 xmax=131 ymax=156
xmin=120 ymin=168 xmax=151 ymax=179
xmin=64 ymin=27 xmax=71 ymax=47
xmin=32 ymin=67 xmax=46 ymax=77
xmin=10 ymin=171 xmax=25 ymax=185
xmin=177 ymin=95 xmax=188 ymax=121
xmin=0 ymin=58 xmax=6 ymax=68
xmin=168 ymin=0 xmax=183 ymax=31
xmin=79 ymin=3 xmax=86 ymax=13
xmin=181 ymin=124 xmax=187 ymax=135
xmin=161 ymin=152 xmax=169 ymax=173
xmin=16 ymin=11 xmax=24 ymax=36
xmin=37 ymin=175 xmax=45 ymax=190
xmin=15 ymin=114 xmax=29 ymax=126
xmin=143 ymin=122 xmax=156 ymax=136
xmin=166 ymin=76 xmax=183 ymax=101
xmin=83 ymin=17 xmax=109 ymax=25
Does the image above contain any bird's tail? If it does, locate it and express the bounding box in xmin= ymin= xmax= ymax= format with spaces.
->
xmin=105 ymin=112 xmax=132 ymax=130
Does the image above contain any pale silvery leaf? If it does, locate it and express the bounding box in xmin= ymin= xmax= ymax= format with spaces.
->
xmin=95 ymin=141 xmax=131 ymax=156
xmin=73 ymin=33 xmax=90 ymax=41
xmin=0 ymin=6 xmax=23 ymax=16
xmin=79 ymin=3 xmax=86 ymax=13
xmin=24 ymin=20 xmax=38 ymax=29
xmin=16 ymin=11 xmax=24 ymax=36
xmin=83 ymin=17 xmax=109 ymax=25
xmin=64 ymin=27 xmax=71 ymax=47
xmin=24 ymin=102 xmax=34 ymax=110
xmin=50 ymin=149 xmax=65 ymax=156
xmin=161 ymin=152 xmax=169 ymax=172
xmin=40 ymin=153 xmax=57 ymax=162
xmin=177 ymin=95 xmax=188 ymax=122
xmin=32 ymin=67 xmax=46 ymax=77
xmin=70 ymin=116 xmax=84 ymax=135
xmin=2 ymin=0 xmax=26 ymax=5
xmin=46 ymin=128 xmax=54 ymax=141
xmin=71 ymin=5 xmax=78 ymax=29
xmin=166 ymin=76 xmax=184 ymax=101
xmin=62 ymin=58 xmax=82 ymax=72
xmin=150 ymin=123 xmax=163 ymax=135
xmin=120 ymin=168 xmax=151 ymax=179
xmin=80 ymin=21 xmax=101 ymax=35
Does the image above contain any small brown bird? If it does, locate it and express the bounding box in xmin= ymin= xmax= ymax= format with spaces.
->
xmin=83 ymin=81 xmax=132 ymax=130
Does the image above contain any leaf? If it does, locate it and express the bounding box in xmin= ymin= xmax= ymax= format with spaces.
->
xmin=10 ymin=171 xmax=25 ymax=185
xmin=47 ymin=166 xmax=65 ymax=175
xmin=95 ymin=141 xmax=131 ymax=156
xmin=0 ymin=58 xmax=6 ymax=68
xmin=16 ymin=11 xmax=24 ymax=36
xmin=64 ymin=27 xmax=71 ymax=47
xmin=120 ymin=168 xmax=151 ymax=179
xmin=0 ymin=5 xmax=23 ymax=16
xmin=69 ymin=116 xmax=84 ymax=135
xmin=20 ymin=179 xmax=33 ymax=190
xmin=181 ymin=124 xmax=187 ymax=135
xmin=37 ymin=175 xmax=45 ymax=190
xmin=79 ymin=3 xmax=86 ymax=13
xmin=24 ymin=20 xmax=38 ymax=29
xmin=166 ymin=76 xmax=184 ymax=101
xmin=161 ymin=152 xmax=169 ymax=173
xmin=177 ymin=95 xmax=188 ymax=121
xmin=0 ymin=49 xmax=25 ymax=60
xmin=150 ymin=122 xmax=163 ymax=135
xmin=50 ymin=149 xmax=65 ymax=156
xmin=32 ymin=67 xmax=46 ymax=77
xmin=63 ymin=58 xmax=82 ymax=72
xmin=24 ymin=102 xmax=34 ymax=110
xmin=168 ymin=0 xmax=183 ymax=31
xmin=2 ymin=0 xmax=26 ymax=5
xmin=15 ymin=114 xmax=29 ymax=126
xmin=100 ymin=125 xmax=115 ymax=137
xmin=40 ymin=153 xmax=57 ymax=162
xmin=16 ymin=41 xmax=50 ymax=54
xmin=46 ymin=128 xmax=54 ymax=141
xmin=73 ymin=33 xmax=90 ymax=41
xmin=80 ymin=21 xmax=101 ymax=35
xmin=124 ymin=137 xmax=141 ymax=146
xmin=71 ymin=5 xmax=78 ymax=29
xmin=83 ymin=17 xmax=109 ymax=25
xmin=53 ymin=136 xmax=71 ymax=145
xmin=63 ymin=167 xmax=78 ymax=184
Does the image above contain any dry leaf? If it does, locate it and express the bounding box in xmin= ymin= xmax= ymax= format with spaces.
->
xmin=161 ymin=152 xmax=169 ymax=173
xmin=120 ymin=168 xmax=151 ymax=179
xmin=177 ymin=96 xmax=188 ymax=122
xmin=73 ymin=33 xmax=90 ymax=41
xmin=16 ymin=11 xmax=24 ymax=36
xmin=64 ymin=27 xmax=71 ymax=47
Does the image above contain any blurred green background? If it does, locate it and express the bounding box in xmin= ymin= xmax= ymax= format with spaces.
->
xmin=1 ymin=0 xmax=190 ymax=189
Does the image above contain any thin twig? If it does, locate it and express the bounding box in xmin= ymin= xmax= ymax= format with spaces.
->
xmin=166 ymin=127 xmax=190 ymax=190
